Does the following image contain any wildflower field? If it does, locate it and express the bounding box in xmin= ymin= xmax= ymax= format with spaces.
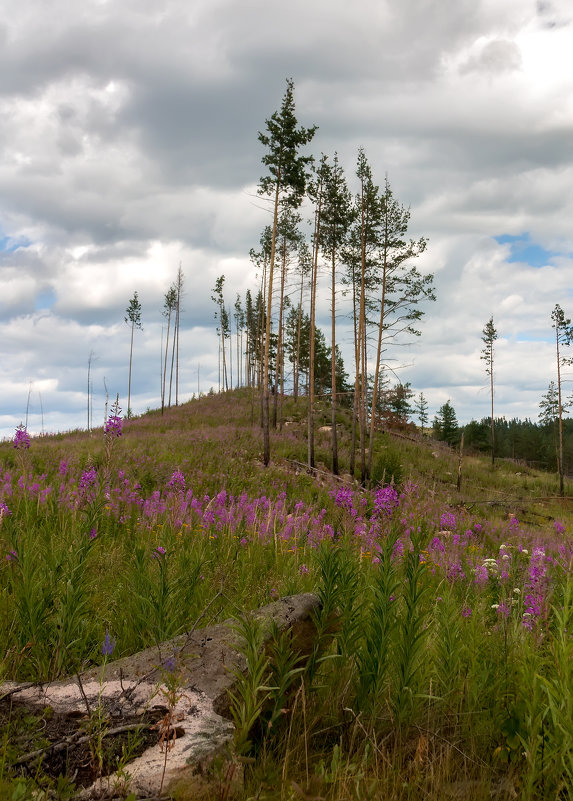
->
xmin=1 ymin=391 xmax=573 ymax=800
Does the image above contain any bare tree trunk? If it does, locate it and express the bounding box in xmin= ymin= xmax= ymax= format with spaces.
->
xmin=330 ymin=246 xmax=339 ymax=475
xmin=490 ymin=365 xmax=495 ymax=467
xmin=557 ymin=330 xmax=565 ymax=496
xmin=358 ymin=185 xmax=368 ymax=486
xmin=175 ymin=270 xmax=182 ymax=405
xmin=263 ymin=180 xmax=281 ymax=466
xmin=308 ymin=192 xmax=321 ymax=470
xmin=127 ymin=322 xmax=134 ymax=418
xmin=273 ymin=238 xmax=287 ymax=430
xmin=367 ymin=229 xmax=388 ymax=482
xmin=162 ymin=310 xmax=172 ymax=415
xmin=349 ymin=264 xmax=359 ymax=478
xmin=294 ymin=272 xmax=304 ymax=402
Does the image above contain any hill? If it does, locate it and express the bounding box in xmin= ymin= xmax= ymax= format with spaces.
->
xmin=1 ymin=389 xmax=573 ymax=800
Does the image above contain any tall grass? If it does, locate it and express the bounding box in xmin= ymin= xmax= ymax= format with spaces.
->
xmin=1 ymin=391 xmax=573 ymax=798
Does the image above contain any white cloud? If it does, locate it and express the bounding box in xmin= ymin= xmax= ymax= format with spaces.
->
xmin=0 ymin=0 xmax=572 ymax=438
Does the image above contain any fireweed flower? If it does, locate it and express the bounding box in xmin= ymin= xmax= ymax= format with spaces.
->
xmin=13 ymin=424 xmax=30 ymax=450
xmin=101 ymin=630 xmax=116 ymax=657
xmin=167 ymin=470 xmax=186 ymax=492
xmin=104 ymin=415 xmax=123 ymax=438
xmin=79 ymin=467 xmax=97 ymax=491
xmin=373 ymin=485 xmax=399 ymax=517
xmin=474 ymin=564 xmax=488 ymax=586
xmin=440 ymin=511 xmax=456 ymax=530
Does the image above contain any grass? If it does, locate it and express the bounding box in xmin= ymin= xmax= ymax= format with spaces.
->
xmin=1 ymin=389 xmax=573 ymax=799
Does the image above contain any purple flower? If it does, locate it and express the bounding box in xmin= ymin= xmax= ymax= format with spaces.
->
xmin=440 ymin=511 xmax=456 ymax=530
xmin=79 ymin=467 xmax=97 ymax=491
xmin=497 ymin=601 xmax=511 ymax=619
xmin=167 ymin=470 xmax=186 ymax=492
xmin=373 ymin=485 xmax=399 ymax=517
xmin=554 ymin=520 xmax=566 ymax=536
xmin=5 ymin=549 xmax=18 ymax=562
xmin=163 ymin=654 xmax=178 ymax=673
xmin=104 ymin=415 xmax=123 ymax=438
xmin=88 ymin=528 xmax=97 ymax=541
xmin=461 ymin=606 xmax=472 ymax=618
xmin=13 ymin=424 xmax=30 ymax=450
xmin=447 ymin=562 xmax=466 ymax=582
xmin=101 ymin=630 xmax=116 ymax=656
xmin=474 ymin=564 xmax=488 ymax=586
xmin=0 ymin=502 xmax=10 ymax=519
xmin=153 ymin=545 xmax=166 ymax=559
xmin=299 ymin=564 xmax=309 ymax=575
xmin=330 ymin=486 xmax=354 ymax=513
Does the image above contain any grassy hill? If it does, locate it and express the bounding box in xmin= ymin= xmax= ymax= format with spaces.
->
xmin=1 ymin=390 xmax=572 ymax=800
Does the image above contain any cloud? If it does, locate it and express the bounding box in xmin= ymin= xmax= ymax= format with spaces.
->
xmin=0 ymin=0 xmax=572 ymax=438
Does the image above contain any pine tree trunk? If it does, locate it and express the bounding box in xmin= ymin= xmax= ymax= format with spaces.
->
xmin=263 ymin=178 xmax=281 ymax=466
xmin=490 ymin=367 xmax=495 ymax=467
xmin=162 ymin=311 xmax=172 ymax=415
xmin=368 ymin=231 xmax=388 ymax=482
xmin=308 ymin=194 xmax=321 ymax=471
xmin=330 ymin=245 xmax=338 ymax=475
xmin=557 ymin=332 xmax=565 ymax=496
xmin=127 ymin=322 xmax=134 ymax=418
xmin=358 ymin=187 xmax=368 ymax=486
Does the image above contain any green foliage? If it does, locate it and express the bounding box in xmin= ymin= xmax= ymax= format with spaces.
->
xmin=228 ymin=616 xmax=274 ymax=756
xmin=370 ymin=446 xmax=403 ymax=486
xmin=3 ymin=389 xmax=573 ymax=799
xmin=433 ymin=400 xmax=459 ymax=446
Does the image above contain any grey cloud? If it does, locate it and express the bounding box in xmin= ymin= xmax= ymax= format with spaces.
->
xmin=459 ymin=40 xmax=523 ymax=74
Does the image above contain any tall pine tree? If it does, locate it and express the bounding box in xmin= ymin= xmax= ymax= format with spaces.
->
xmin=257 ymin=79 xmax=317 ymax=466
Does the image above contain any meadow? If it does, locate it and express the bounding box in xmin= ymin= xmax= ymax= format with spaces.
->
xmin=1 ymin=390 xmax=573 ymax=800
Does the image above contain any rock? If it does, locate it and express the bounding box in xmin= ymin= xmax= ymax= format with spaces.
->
xmin=2 ymin=593 xmax=321 ymax=800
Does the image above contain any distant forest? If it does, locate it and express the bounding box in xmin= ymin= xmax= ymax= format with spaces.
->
xmin=461 ymin=417 xmax=573 ymax=476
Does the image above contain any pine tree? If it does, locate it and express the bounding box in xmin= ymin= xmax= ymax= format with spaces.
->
xmin=551 ymin=304 xmax=573 ymax=496
xmin=434 ymin=401 xmax=459 ymax=446
xmin=481 ymin=316 xmax=498 ymax=466
xmin=212 ymin=276 xmax=230 ymax=391
xmin=161 ymin=283 xmax=177 ymax=414
xmin=343 ymin=148 xmax=381 ymax=483
xmin=367 ymin=176 xmax=430 ymax=480
xmin=319 ymin=153 xmax=354 ymax=474
xmin=539 ymin=381 xmax=563 ymax=471
xmin=125 ymin=291 xmax=142 ymax=418
xmin=257 ymin=78 xmax=317 ymax=466
xmin=415 ymin=392 xmax=429 ymax=432
xmin=174 ymin=265 xmax=184 ymax=406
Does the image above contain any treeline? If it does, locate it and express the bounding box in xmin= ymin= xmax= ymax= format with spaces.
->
xmin=462 ymin=417 xmax=573 ymax=475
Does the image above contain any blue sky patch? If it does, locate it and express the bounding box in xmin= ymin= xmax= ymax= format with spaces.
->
xmin=35 ymin=289 xmax=57 ymax=310
xmin=0 ymin=233 xmax=31 ymax=253
xmin=494 ymin=233 xmax=558 ymax=268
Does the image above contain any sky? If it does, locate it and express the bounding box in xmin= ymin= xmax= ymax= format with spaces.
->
xmin=1 ymin=0 xmax=572 ymax=439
